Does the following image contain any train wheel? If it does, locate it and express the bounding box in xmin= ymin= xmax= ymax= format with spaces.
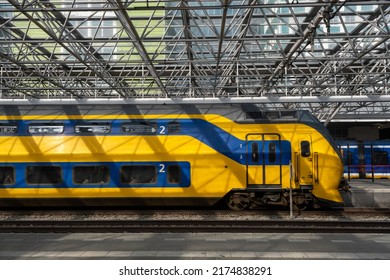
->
xmin=226 ymin=192 xmax=250 ymax=211
xmin=293 ymin=202 xmax=307 ymax=211
xmin=292 ymin=195 xmax=307 ymax=211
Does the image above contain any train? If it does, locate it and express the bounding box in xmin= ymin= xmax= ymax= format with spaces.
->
xmin=0 ymin=104 xmax=349 ymax=210
xmin=337 ymin=140 xmax=390 ymax=179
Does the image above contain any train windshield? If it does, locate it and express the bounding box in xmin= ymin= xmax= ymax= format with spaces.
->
xmin=298 ymin=111 xmax=341 ymax=158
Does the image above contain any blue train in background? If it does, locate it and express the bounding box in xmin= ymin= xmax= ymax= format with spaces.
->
xmin=337 ymin=140 xmax=390 ymax=179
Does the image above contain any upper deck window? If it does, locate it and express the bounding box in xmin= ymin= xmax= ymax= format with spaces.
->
xmin=168 ymin=122 xmax=181 ymax=134
xmin=121 ymin=121 xmax=157 ymax=135
xmin=28 ymin=123 xmax=64 ymax=134
xmin=75 ymin=122 xmax=111 ymax=134
xmin=0 ymin=123 xmax=17 ymax=135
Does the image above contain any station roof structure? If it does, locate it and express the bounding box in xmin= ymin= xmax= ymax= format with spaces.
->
xmin=0 ymin=0 xmax=389 ymax=124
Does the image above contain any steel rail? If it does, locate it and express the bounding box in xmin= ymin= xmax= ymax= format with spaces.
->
xmin=0 ymin=219 xmax=389 ymax=233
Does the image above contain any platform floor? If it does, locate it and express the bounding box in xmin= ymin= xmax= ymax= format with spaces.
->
xmin=0 ymin=179 xmax=389 ymax=260
xmin=0 ymin=232 xmax=390 ymax=260
xmin=349 ymin=179 xmax=390 ymax=208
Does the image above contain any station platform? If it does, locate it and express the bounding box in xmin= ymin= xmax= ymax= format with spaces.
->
xmin=0 ymin=179 xmax=389 ymax=260
xmin=0 ymin=232 xmax=389 ymax=260
xmin=349 ymin=179 xmax=390 ymax=208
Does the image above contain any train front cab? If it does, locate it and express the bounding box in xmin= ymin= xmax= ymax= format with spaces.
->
xmin=227 ymin=128 xmax=345 ymax=210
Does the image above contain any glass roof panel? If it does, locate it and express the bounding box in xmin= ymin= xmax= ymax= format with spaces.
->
xmin=0 ymin=0 xmax=389 ymax=122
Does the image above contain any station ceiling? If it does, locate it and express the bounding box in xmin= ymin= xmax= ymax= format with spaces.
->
xmin=0 ymin=0 xmax=389 ymax=125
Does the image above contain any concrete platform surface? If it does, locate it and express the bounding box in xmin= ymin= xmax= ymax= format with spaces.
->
xmin=0 ymin=232 xmax=389 ymax=260
xmin=349 ymin=179 xmax=390 ymax=208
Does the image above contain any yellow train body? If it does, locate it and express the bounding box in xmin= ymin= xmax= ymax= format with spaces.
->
xmin=0 ymin=105 xmax=346 ymax=209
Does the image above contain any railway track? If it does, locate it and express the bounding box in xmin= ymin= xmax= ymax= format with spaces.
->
xmin=0 ymin=218 xmax=389 ymax=233
xmin=1 ymin=207 xmax=390 ymax=217
xmin=0 ymin=208 xmax=389 ymax=233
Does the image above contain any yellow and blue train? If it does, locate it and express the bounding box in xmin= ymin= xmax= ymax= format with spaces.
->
xmin=0 ymin=104 xmax=349 ymax=209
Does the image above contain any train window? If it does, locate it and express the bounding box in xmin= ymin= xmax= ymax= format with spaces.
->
xmin=0 ymin=166 xmax=15 ymax=185
xmin=120 ymin=165 xmax=157 ymax=184
xmin=28 ymin=123 xmax=64 ymax=134
xmin=121 ymin=121 xmax=157 ymax=135
xmin=26 ymin=166 xmax=62 ymax=185
xmin=251 ymin=142 xmax=259 ymax=163
xmin=269 ymin=143 xmax=276 ymax=163
xmin=0 ymin=124 xmax=17 ymax=135
xmin=168 ymin=165 xmax=181 ymax=184
xmin=372 ymin=151 xmax=388 ymax=165
xmin=75 ymin=122 xmax=111 ymax=134
xmin=168 ymin=122 xmax=181 ymax=134
xmin=341 ymin=150 xmax=353 ymax=165
xmin=300 ymin=141 xmax=311 ymax=157
xmin=73 ymin=166 xmax=109 ymax=184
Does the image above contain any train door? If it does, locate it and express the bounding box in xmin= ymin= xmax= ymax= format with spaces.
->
xmin=296 ymin=135 xmax=313 ymax=186
xmin=246 ymin=134 xmax=282 ymax=188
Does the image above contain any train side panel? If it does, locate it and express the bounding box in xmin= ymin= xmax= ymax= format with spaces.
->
xmin=0 ymin=109 xmax=345 ymax=208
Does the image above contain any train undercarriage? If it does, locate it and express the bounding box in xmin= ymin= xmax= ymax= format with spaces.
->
xmin=226 ymin=178 xmax=351 ymax=211
xmin=225 ymin=191 xmax=315 ymax=211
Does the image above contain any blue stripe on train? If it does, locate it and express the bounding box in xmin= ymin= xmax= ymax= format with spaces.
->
xmin=0 ymin=118 xmax=292 ymax=165
xmin=0 ymin=161 xmax=191 ymax=189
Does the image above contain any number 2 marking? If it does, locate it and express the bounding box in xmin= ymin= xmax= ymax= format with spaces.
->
xmin=159 ymin=164 xmax=165 ymax=173
xmin=159 ymin=126 xmax=166 ymax=134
